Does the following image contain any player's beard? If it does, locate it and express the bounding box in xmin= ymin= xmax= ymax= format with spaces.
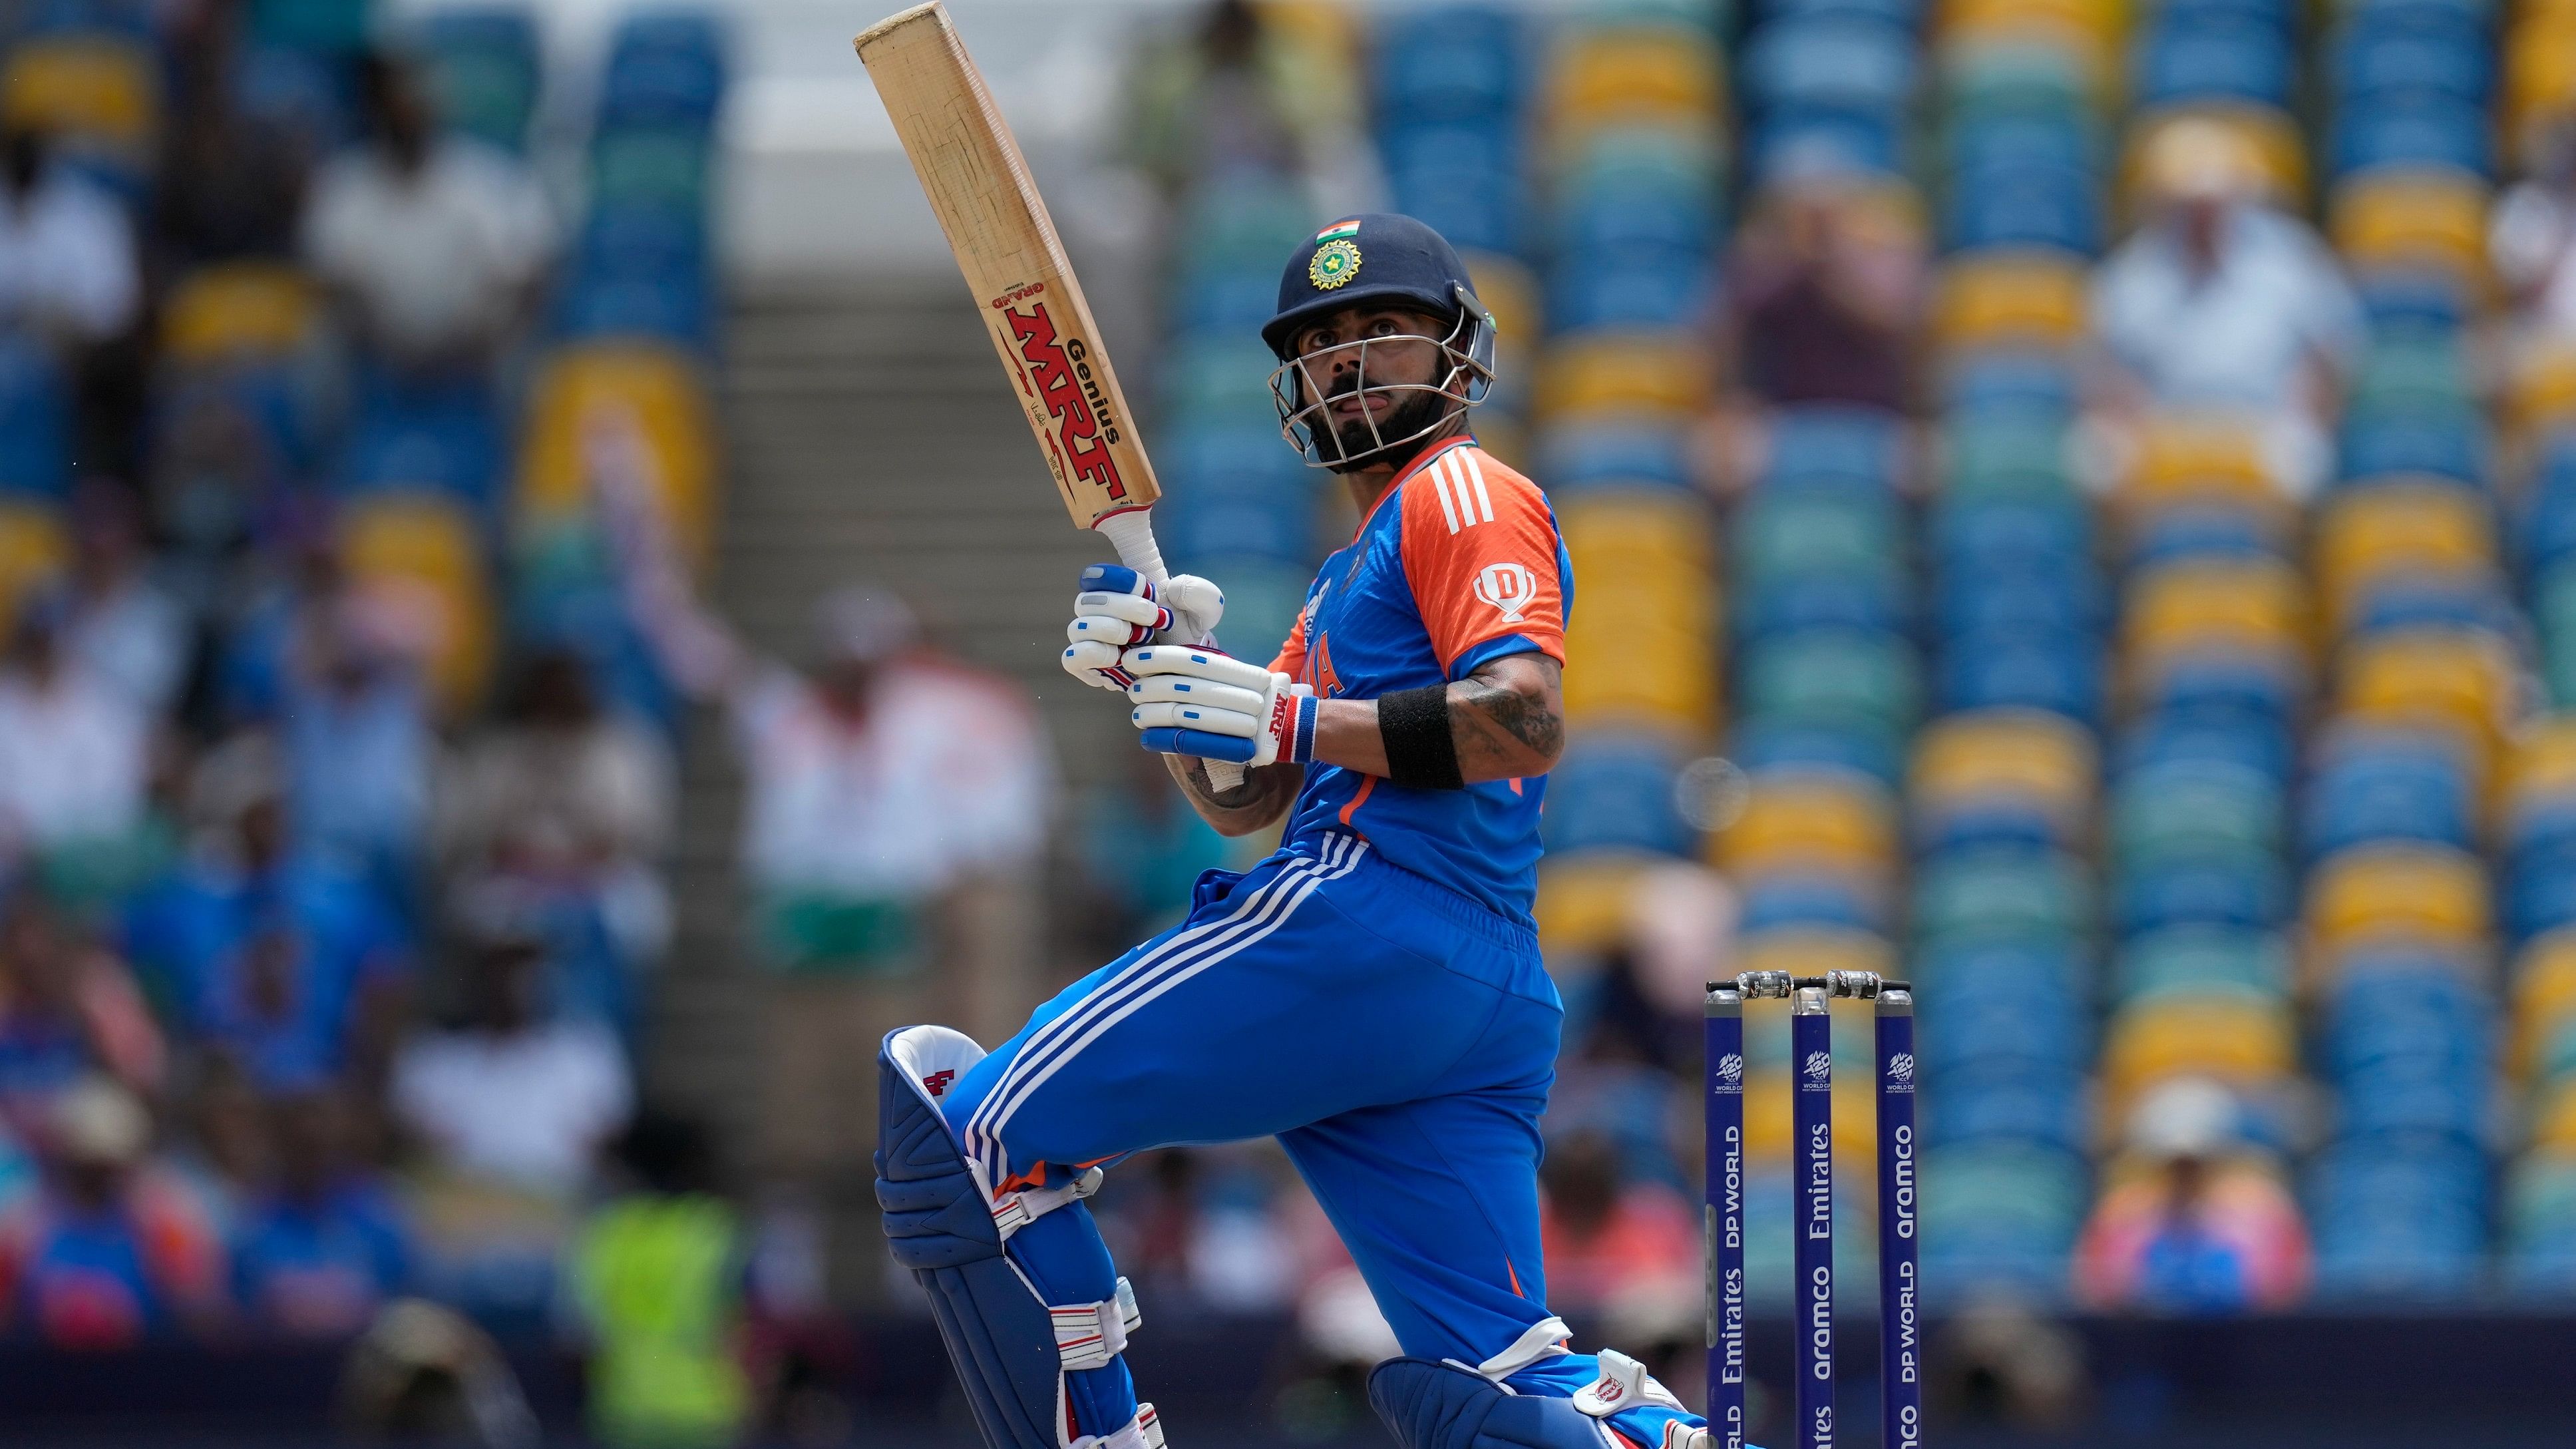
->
xmin=1316 ymin=375 xmax=1457 ymax=473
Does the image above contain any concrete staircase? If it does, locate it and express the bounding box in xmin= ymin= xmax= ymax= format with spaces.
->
xmin=642 ymin=278 xmax=1136 ymax=1167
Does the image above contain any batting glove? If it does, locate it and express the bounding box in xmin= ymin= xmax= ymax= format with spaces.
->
xmin=1123 ymin=642 xmax=1318 ymax=768
xmin=1061 ymin=564 xmax=1224 ymax=690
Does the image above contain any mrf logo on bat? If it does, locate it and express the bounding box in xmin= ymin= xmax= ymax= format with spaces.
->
xmin=992 ymin=280 xmax=1129 ymax=503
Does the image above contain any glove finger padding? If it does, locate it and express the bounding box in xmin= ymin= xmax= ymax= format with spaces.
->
xmin=1061 ymin=639 xmax=1131 ymax=690
xmin=1130 ymin=701 xmax=1261 ymax=738
xmin=1125 ymin=676 xmax=1268 ymax=716
xmin=1121 ymin=644 xmax=1277 ymax=694
xmin=1156 ymin=572 xmax=1225 ymax=646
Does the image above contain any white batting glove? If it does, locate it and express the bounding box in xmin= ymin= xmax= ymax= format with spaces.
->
xmin=1061 ymin=564 xmax=1226 ymax=691
xmin=1123 ymin=642 xmax=1317 ymax=768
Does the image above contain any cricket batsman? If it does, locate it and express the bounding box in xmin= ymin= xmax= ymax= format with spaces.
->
xmin=876 ymin=214 xmax=1716 ymax=1449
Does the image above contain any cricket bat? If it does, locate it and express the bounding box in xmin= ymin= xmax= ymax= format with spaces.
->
xmin=856 ymin=1 xmax=1244 ymax=787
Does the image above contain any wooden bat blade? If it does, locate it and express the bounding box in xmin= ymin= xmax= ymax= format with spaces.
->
xmin=856 ymin=2 xmax=1161 ymax=529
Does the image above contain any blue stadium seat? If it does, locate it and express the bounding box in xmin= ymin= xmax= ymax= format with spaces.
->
xmin=2117 ymin=710 xmax=2298 ymax=787
xmin=2330 ymin=17 xmax=2491 ymax=104
xmin=2344 ymin=576 xmax=2517 ymax=640
xmin=1537 ymin=421 xmax=1693 ymax=493
xmin=2357 ymin=269 xmax=2474 ymax=336
xmin=2338 ymin=405 xmax=2490 ymax=485
xmin=1748 ymin=106 xmax=1903 ymax=182
xmin=1381 ymin=118 xmax=1521 ymax=188
xmin=1940 ymin=351 xmax=2082 ymax=421
xmin=1920 ymin=1068 xmax=2090 ymax=1154
xmin=1919 ymin=977 xmax=2092 ymax=1076
xmin=2133 ymin=22 xmax=2295 ymax=108
xmin=0 ymin=339 xmax=69 ymax=498
xmin=557 ymin=270 xmax=713 ymax=348
xmin=1943 ymin=162 xmax=2101 ymax=254
xmin=2301 ymin=727 xmax=2476 ymax=859
xmin=1913 ymin=793 xmax=2068 ymax=857
xmin=1943 ymin=113 xmax=2101 ymax=176
xmin=1727 ymin=718 xmax=1905 ymax=789
xmin=1736 ymin=570 xmax=1911 ymax=640
xmin=1543 ymin=734 xmax=1692 ymax=856
xmin=1738 ymin=873 xmax=1887 ymax=934
xmin=2520 ymin=440 xmax=2576 ymax=577
xmin=1763 ymin=405 xmax=1906 ymax=491
xmin=600 ymin=11 xmax=727 ymax=128
xmin=1936 ymin=627 xmax=2103 ymax=724
xmin=1934 ymin=562 xmax=2107 ymax=637
xmin=2330 ymin=93 xmax=2492 ymax=179
xmin=1742 ymin=15 xmax=1918 ymax=116
xmin=1546 ymin=250 xmax=1717 ymax=333
xmin=419 ymin=6 xmax=543 ymax=152
xmin=1929 ymin=495 xmax=2090 ymax=566
xmin=1375 ymin=5 xmax=1521 ymax=123
xmin=2308 ymin=1131 xmax=2490 ymax=1299
xmin=1386 ymin=169 xmax=1523 ymax=257
xmin=2155 ymin=0 xmax=2298 ymax=36
xmin=1172 ymin=264 xmax=1287 ymax=336
xmin=341 ymin=379 xmax=505 ymax=507
xmin=1752 ymin=0 xmax=1924 ymax=25
xmin=2116 ymin=925 xmax=2291 ymax=1002
xmin=2122 ymin=504 xmax=2284 ymax=566
xmin=1156 ymin=421 xmax=1310 ymax=499
xmin=2113 ymin=851 xmax=2292 ymax=936
xmin=1553 ymin=171 xmax=1719 ymax=257
xmin=1161 ymin=493 xmax=1314 ymax=569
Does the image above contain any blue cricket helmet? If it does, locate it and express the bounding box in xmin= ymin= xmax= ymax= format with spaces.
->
xmin=1260 ymin=212 xmax=1489 ymax=359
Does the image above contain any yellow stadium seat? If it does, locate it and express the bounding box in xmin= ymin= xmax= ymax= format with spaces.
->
xmin=1461 ymin=249 xmax=1539 ymax=361
xmin=2121 ymin=556 xmax=2307 ymax=660
xmin=2117 ymin=415 xmax=2283 ymax=513
xmin=2330 ymin=173 xmax=2490 ymax=284
xmin=1716 ymin=773 xmax=1901 ymax=875
xmin=338 ymin=493 xmax=496 ymax=717
xmin=1934 ymin=250 xmax=2088 ymax=348
xmin=0 ymin=501 xmax=68 ymax=635
xmin=516 ymin=343 xmax=719 ymax=573
xmin=0 ymin=36 xmax=158 ymax=156
xmin=1938 ymin=0 xmax=2126 ymax=47
xmin=2505 ymin=21 xmax=2576 ymax=162
xmin=1562 ymin=618 xmax=1718 ymax=732
xmin=2120 ymin=104 xmax=2308 ymax=213
xmin=2505 ymin=343 xmax=2576 ymax=442
xmin=2513 ymin=929 xmax=2576 ymax=1082
xmin=160 ymin=264 xmax=319 ymax=365
xmin=2101 ymin=997 xmax=2298 ymax=1112
xmin=1535 ymin=855 xmax=1647 ymax=956
xmin=2535 ymin=1076 xmax=2576 ymax=1151
xmin=2334 ymin=628 xmax=2517 ymax=762
xmin=2306 ymin=841 xmax=2491 ymax=954
xmin=1560 ymin=493 xmax=1716 ymax=573
xmin=1539 ymin=335 xmax=1716 ymax=419
xmin=2505 ymin=716 xmax=2576 ymax=808
xmin=1546 ymin=29 xmax=1726 ymax=135
xmin=1911 ymin=708 xmax=2096 ymax=819
xmin=2311 ymin=483 xmax=2496 ymax=634
xmin=1743 ymin=1070 xmax=1885 ymax=1169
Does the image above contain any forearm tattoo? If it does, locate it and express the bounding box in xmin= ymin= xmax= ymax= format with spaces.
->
xmin=1452 ymin=673 xmax=1563 ymax=773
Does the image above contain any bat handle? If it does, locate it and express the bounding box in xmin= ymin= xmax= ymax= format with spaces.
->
xmin=1095 ymin=509 xmax=1247 ymax=793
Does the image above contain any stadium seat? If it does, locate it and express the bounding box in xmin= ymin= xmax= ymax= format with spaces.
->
xmin=1941 ymin=416 xmax=2075 ymax=499
xmin=1547 ymin=27 xmax=1726 ymax=136
xmin=2115 ymin=926 xmax=2292 ymax=1004
xmin=2121 ymin=556 xmax=2307 ymax=662
xmin=2112 ymin=759 xmax=2285 ymax=871
xmin=0 ymin=339 xmax=70 ymax=499
xmin=1534 ymin=855 xmax=1647 ymax=958
xmin=1717 ymin=769 xmax=1901 ymax=875
xmin=1377 ymin=5 xmax=1521 ymax=123
xmin=160 ymin=263 xmax=321 ymax=365
xmin=516 ymin=343 xmax=719 ymax=574
xmin=1543 ymin=733 xmax=1695 ymax=857
xmin=2330 ymin=171 xmax=2491 ymax=282
xmin=2120 ymin=104 xmax=2309 ymax=207
xmin=2333 ymin=627 xmax=2516 ymax=759
xmin=598 ymin=11 xmax=727 ymax=128
xmin=0 ymin=33 xmax=158 ymax=178
xmin=1940 ymin=348 xmax=2084 ymax=421
xmin=1936 ymin=625 xmax=2104 ymax=724
xmin=0 ymin=499 xmax=67 ymax=632
xmin=2114 ymin=847 xmax=2293 ymax=936
xmin=1729 ymin=718 xmax=1905 ymax=789
xmin=2101 ymin=995 xmax=2299 ymax=1112
xmin=2331 ymin=91 xmax=2493 ymax=179
xmin=343 ymin=380 xmax=506 ymax=507
xmin=1736 ymin=627 xmax=1921 ymax=733
xmin=2133 ymin=23 xmax=2295 ymax=110
xmin=1562 ymin=617 xmax=1717 ymax=731
xmin=1913 ymin=845 xmax=2092 ymax=942
xmin=2313 ymin=481 xmax=2495 ymax=633
xmin=1733 ymin=489 xmax=1900 ymax=584
xmin=2300 ymin=724 xmax=2478 ymax=859
xmin=2306 ymin=841 xmax=2491 ymax=952
xmin=421 ymin=6 xmax=542 ymax=152
xmin=337 ymin=491 xmax=497 ymax=716
xmin=1911 ymin=709 xmax=2097 ymax=827
xmin=1763 ymin=405 xmax=1907 ymax=491
xmin=590 ymin=124 xmax=711 ymax=210
xmin=1933 ymin=250 xmax=2089 ymax=347
xmin=1537 ymin=420 xmax=1694 ymax=492
xmin=1539 ymin=334 xmax=1715 ymax=417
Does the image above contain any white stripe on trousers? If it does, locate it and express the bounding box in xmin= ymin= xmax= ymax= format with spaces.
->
xmin=965 ymin=836 xmax=1370 ymax=1185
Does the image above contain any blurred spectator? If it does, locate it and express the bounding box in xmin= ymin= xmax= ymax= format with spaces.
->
xmin=0 ymin=125 xmax=141 ymax=348
xmin=1077 ymin=749 xmax=1230 ymax=950
xmin=1725 ymin=169 xmax=1924 ymax=413
xmin=279 ymin=580 xmax=440 ymax=883
xmin=440 ymin=647 xmax=675 ymax=976
xmin=301 ymin=53 xmax=552 ymax=380
xmin=122 ymin=734 xmax=413 ymax=1092
xmin=566 ymin=1115 xmax=751 ymax=1449
xmin=1535 ymin=1129 xmax=1698 ymax=1339
xmin=0 ymin=1076 xmax=223 ymax=1346
xmin=2089 ymin=118 xmax=2364 ymax=496
xmin=336 ymin=1299 xmax=541 ymax=1449
xmin=62 ymin=485 xmax=190 ymax=716
xmin=2074 ymin=1079 xmax=2310 ymax=1313
xmin=599 ymin=461 xmax=1051 ymax=1265
xmin=0 ymin=600 xmax=152 ymax=873
xmin=154 ymin=0 xmax=312 ymax=270
xmin=391 ymin=923 xmax=629 ymax=1201
xmin=0 ymin=892 xmax=164 ymax=1135
xmin=1121 ymin=0 xmax=1371 ymax=203
xmin=231 ymin=1082 xmax=413 ymax=1337
xmin=2492 ymin=118 xmax=2576 ymax=341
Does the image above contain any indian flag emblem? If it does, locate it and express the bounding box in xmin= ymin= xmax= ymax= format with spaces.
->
xmin=1314 ymin=219 xmax=1362 ymax=243
xmin=1308 ymin=237 xmax=1363 ymax=290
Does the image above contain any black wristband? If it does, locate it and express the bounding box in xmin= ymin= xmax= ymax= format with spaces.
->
xmin=1378 ymin=684 xmax=1464 ymax=791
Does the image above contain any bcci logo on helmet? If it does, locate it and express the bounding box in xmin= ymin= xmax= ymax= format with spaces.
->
xmin=1714 ymin=1053 xmax=1744 ymax=1091
xmin=1887 ymin=1052 xmax=1915 ymax=1089
xmin=1803 ymin=1052 xmax=1833 ymax=1086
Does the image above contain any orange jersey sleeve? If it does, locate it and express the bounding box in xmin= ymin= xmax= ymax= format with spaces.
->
xmin=1268 ymin=597 xmax=1311 ymax=678
xmin=1397 ymin=445 xmax=1567 ymax=677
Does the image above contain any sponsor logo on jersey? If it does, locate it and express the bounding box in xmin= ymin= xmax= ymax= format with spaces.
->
xmin=1474 ymin=561 xmax=1539 ymax=623
xmin=994 ymin=294 xmax=1129 ymax=503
